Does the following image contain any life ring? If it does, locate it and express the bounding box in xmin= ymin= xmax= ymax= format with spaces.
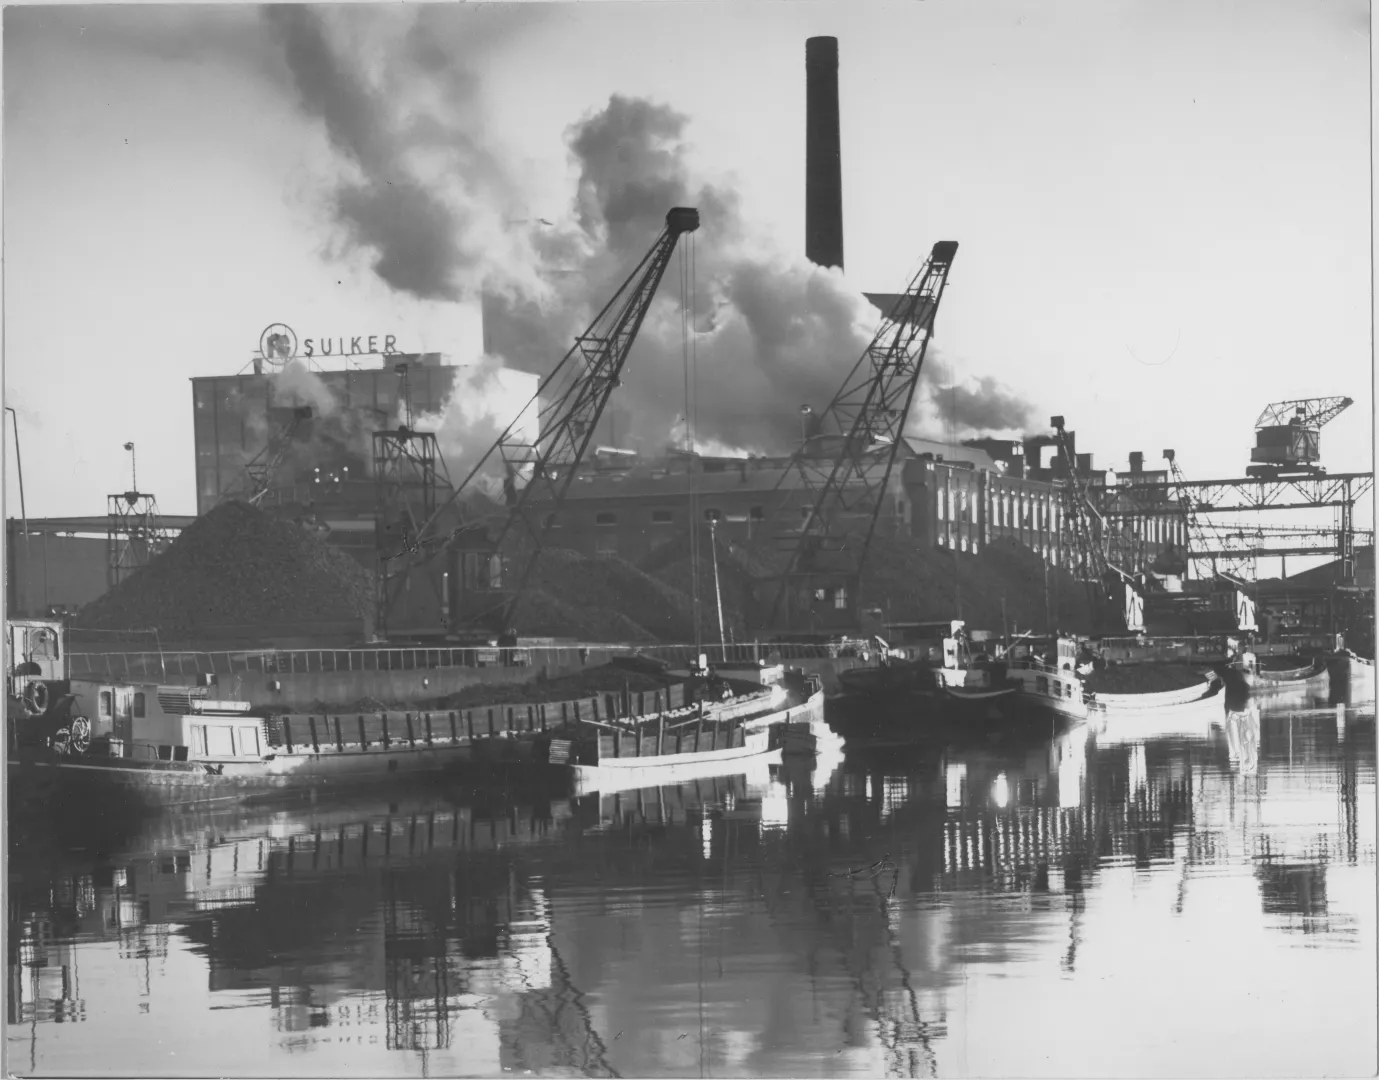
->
xmin=23 ymin=682 xmax=50 ymax=715
xmin=68 ymin=716 xmax=91 ymax=755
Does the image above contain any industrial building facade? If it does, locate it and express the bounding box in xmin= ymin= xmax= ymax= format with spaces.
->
xmin=529 ymin=436 xmax=1187 ymax=574
xmin=189 ymin=357 xmax=538 ymax=517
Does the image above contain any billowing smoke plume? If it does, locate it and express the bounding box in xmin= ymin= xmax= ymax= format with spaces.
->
xmin=405 ymin=355 xmax=539 ymax=499
xmin=484 ymin=94 xmax=880 ymax=455
xmin=264 ymin=6 xmax=544 ymax=303
xmin=266 ymin=11 xmax=1033 ymax=459
xmin=912 ymin=349 xmax=1035 ymax=437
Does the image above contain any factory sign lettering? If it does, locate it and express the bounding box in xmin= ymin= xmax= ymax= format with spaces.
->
xmin=258 ymin=323 xmax=402 ymax=364
xmin=303 ymin=335 xmax=401 ymax=358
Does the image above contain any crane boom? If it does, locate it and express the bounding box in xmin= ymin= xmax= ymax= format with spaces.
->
xmin=766 ymin=240 xmax=958 ymax=632
xmin=1254 ymin=396 xmax=1353 ymax=430
xmin=381 ymin=207 xmax=701 ymax=638
xmin=1051 ymin=415 xmax=1143 ymax=632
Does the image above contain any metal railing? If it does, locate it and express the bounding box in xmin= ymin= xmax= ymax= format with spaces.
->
xmin=65 ymin=641 xmax=844 ymax=682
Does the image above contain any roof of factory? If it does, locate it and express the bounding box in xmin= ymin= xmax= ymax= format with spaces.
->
xmin=558 ymin=436 xmax=1001 ymax=501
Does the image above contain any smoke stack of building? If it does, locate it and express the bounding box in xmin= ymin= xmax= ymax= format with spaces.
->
xmin=805 ymin=36 xmax=844 ymax=271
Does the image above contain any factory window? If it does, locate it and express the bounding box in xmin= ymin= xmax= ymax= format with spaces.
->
xmin=133 ymin=693 xmax=146 ymax=719
xmin=937 ymin=493 xmax=946 ymax=522
xmin=652 ymin=509 xmax=674 ymax=525
xmin=750 ymin=506 xmax=765 ymax=521
xmin=595 ymin=534 xmax=618 ymax=555
xmin=704 ymin=509 xmax=722 ymax=522
xmin=595 ymin=512 xmax=618 ymax=527
xmin=834 ymin=586 xmax=848 ymax=610
xmin=814 ymin=589 xmax=828 ymax=601
xmin=99 ymin=691 xmax=112 ymax=719
xmin=961 ymin=535 xmax=968 ymax=552
xmin=543 ymin=513 xmax=560 ymax=530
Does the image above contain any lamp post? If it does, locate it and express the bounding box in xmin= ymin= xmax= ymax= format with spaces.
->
xmin=799 ymin=404 xmax=813 ymax=449
xmin=123 ymin=442 xmax=137 ymax=494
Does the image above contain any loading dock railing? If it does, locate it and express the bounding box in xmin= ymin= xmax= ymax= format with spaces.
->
xmin=65 ymin=641 xmax=847 ymax=681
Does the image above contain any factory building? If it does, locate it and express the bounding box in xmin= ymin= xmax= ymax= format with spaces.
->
xmin=533 ymin=430 xmax=1186 ymax=577
xmin=190 ymin=355 xmax=537 ymax=518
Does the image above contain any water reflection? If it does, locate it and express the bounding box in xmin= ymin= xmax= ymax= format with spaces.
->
xmin=8 ymin=702 xmax=1376 ymax=1078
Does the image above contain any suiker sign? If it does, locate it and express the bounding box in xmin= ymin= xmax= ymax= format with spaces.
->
xmin=302 ymin=334 xmax=401 ymax=358
xmin=258 ymin=323 xmax=403 ymax=364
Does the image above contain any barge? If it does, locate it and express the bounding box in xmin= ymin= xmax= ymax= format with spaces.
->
xmin=8 ymin=625 xmax=826 ymax=812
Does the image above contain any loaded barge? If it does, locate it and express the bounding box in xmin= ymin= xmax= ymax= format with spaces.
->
xmin=7 ymin=617 xmax=825 ymax=812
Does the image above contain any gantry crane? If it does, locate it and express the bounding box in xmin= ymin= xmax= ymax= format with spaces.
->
xmin=1050 ymin=416 xmax=1144 ymax=633
xmin=1247 ymin=396 xmax=1353 ymax=477
xmin=378 ymin=206 xmax=700 ymax=638
xmin=764 ymin=240 xmax=959 ymax=633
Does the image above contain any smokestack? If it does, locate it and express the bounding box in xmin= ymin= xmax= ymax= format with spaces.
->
xmin=1128 ymin=451 xmax=1143 ymax=475
xmin=806 ymin=36 xmax=844 ymax=271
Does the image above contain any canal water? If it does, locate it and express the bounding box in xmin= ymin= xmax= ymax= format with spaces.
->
xmin=7 ymin=699 xmax=1376 ymax=1078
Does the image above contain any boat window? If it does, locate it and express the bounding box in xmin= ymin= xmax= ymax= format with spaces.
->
xmin=133 ymin=692 xmax=146 ymax=718
xmin=238 ymin=727 xmax=261 ymax=757
xmin=190 ymin=725 xmax=207 ymax=757
xmin=99 ymin=691 xmax=112 ymax=718
xmin=205 ymin=725 xmax=235 ymax=757
xmin=28 ymin=628 xmax=58 ymax=660
xmin=1036 ymin=676 xmax=1049 ymax=695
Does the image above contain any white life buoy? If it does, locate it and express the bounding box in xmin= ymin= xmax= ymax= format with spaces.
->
xmin=23 ymin=682 xmax=50 ymax=715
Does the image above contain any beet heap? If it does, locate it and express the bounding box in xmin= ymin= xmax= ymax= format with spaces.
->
xmin=74 ymin=501 xmax=375 ymax=634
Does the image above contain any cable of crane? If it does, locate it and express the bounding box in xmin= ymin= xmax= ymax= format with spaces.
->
xmin=680 ymin=235 xmax=703 ymax=652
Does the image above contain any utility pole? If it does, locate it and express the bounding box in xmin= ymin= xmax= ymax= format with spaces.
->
xmin=6 ymin=407 xmax=29 ymax=614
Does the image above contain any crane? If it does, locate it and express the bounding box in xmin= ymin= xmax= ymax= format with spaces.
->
xmin=379 ymin=206 xmax=701 ymax=638
xmin=1247 ymin=396 xmax=1353 ymax=477
xmin=1163 ymin=448 xmax=1251 ymax=580
xmin=215 ymin=405 xmax=315 ymax=508
xmin=1050 ymin=416 xmax=1143 ymax=633
xmin=765 ymin=240 xmax=959 ymax=633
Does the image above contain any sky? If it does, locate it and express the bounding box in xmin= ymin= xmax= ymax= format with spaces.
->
xmin=3 ymin=0 xmax=1373 ymax=523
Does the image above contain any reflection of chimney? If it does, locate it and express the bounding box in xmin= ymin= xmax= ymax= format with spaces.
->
xmin=806 ymin=36 xmax=844 ymax=270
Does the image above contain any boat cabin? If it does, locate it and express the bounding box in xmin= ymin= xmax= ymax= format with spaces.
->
xmin=71 ymin=679 xmax=269 ymax=763
xmin=712 ymin=662 xmax=785 ymax=688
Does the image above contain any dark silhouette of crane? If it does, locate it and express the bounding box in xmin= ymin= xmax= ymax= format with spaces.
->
xmin=1248 ymin=396 xmax=1353 ymax=477
xmin=1050 ymin=415 xmax=1143 ymax=633
xmin=379 ymin=207 xmax=701 ymax=639
xmin=765 ymin=240 xmax=959 ymax=634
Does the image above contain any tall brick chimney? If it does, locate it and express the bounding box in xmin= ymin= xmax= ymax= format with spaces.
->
xmin=806 ymin=36 xmax=844 ymax=270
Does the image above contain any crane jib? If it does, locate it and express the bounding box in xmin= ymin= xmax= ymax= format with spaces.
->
xmin=377 ymin=207 xmax=701 ymax=638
